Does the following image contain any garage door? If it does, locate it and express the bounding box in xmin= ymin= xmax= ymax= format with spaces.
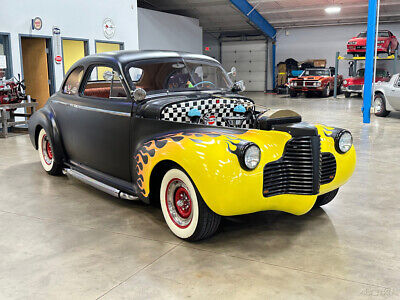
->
xmin=221 ymin=40 xmax=266 ymax=92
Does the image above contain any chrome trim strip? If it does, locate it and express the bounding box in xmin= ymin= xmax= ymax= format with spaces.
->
xmin=63 ymin=168 xmax=139 ymax=201
xmin=63 ymin=168 xmax=120 ymax=198
xmin=52 ymin=100 xmax=131 ymax=117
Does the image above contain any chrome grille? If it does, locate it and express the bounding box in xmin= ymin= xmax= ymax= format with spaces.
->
xmin=321 ymin=153 xmax=336 ymax=184
xmin=263 ymin=137 xmax=321 ymax=197
xmin=348 ymin=84 xmax=362 ymax=91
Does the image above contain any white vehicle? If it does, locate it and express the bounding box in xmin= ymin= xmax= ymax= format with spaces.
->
xmin=374 ymin=73 xmax=400 ymax=117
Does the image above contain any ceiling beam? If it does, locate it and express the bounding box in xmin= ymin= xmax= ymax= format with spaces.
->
xmin=269 ymin=12 xmax=400 ymax=25
xmin=153 ymin=1 xmax=228 ymax=11
xmin=258 ymin=0 xmax=400 ymax=15
xmin=229 ymin=0 xmax=276 ymax=39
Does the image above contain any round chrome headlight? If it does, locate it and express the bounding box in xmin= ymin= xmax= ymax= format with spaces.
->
xmin=336 ymin=130 xmax=353 ymax=154
xmin=343 ymin=80 xmax=348 ymax=85
xmin=244 ymin=144 xmax=261 ymax=170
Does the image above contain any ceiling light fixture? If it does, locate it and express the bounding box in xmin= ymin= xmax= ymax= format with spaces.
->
xmin=325 ymin=6 xmax=341 ymax=14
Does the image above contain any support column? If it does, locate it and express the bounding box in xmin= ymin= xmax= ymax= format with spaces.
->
xmin=362 ymin=0 xmax=378 ymax=124
xmin=334 ymin=52 xmax=339 ymax=98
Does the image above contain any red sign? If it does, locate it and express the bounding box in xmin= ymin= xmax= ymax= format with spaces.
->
xmin=32 ymin=17 xmax=43 ymax=30
xmin=205 ymin=46 xmax=210 ymax=51
xmin=55 ymin=55 xmax=62 ymax=63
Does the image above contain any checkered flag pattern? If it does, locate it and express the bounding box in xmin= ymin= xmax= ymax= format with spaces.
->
xmin=160 ymin=97 xmax=254 ymax=128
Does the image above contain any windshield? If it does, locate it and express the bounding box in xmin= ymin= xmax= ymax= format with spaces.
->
xmin=302 ymin=69 xmax=330 ymax=76
xmin=356 ymin=69 xmax=388 ymax=77
xmin=357 ymin=31 xmax=390 ymax=38
xmin=125 ymin=59 xmax=232 ymax=95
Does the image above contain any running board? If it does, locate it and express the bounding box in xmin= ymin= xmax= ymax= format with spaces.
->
xmin=63 ymin=168 xmax=139 ymax=201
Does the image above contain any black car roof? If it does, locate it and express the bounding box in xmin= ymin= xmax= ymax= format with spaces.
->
xmin=77 ymin=50 xmax=219 ymax=66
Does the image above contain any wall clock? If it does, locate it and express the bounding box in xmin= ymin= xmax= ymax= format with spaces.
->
xmin=103 ymin=18 xmax=116 ymax=39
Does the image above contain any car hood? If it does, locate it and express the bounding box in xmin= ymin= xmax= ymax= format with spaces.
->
xmin=293 ymin=76 xmax=326 ymax=81
xmin=344 ymin=76 xmax=389 ymax=85
xmin=348 ymin=37 xmax=388 ymax=45
xmin=137 ymin=93 xmax=254 ymax=119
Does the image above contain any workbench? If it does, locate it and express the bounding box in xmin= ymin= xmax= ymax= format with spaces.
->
xmin=0 ymin=102 xmax=38 ymax=138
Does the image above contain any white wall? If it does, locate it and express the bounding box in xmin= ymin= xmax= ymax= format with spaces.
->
xmin=138 ymin=8 xmax=202 ymax=54
xmin=276 ymin=23 xmax=400 ymax=76
xmin=0 ymin=0 xmax=139 ymax=90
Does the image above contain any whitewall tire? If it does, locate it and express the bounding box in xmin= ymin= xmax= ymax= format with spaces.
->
xmin=37 ymin=128 xmax=62 ymax=175
xmin=160 ymin=168 xmax=220 ymax=241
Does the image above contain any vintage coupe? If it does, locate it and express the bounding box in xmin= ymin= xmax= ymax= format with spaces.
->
xmin=373 ymin=73 xmax=400 ymax=117
xmin=289 ymin=68 xmax=343 ymax=98
xmin=343 ymin=68 xmax=390 ymax=98
xmin=347 ymin=30 xmax=399 ymax=56
xmin=28 ymin=51 xmax=356 ymax=241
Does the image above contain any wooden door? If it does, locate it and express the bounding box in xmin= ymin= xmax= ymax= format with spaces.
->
xmin=21 ymin=37 xmax=50 ymax=109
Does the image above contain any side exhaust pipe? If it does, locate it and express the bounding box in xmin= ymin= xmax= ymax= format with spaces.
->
xmin=63 ymin=168 xmax=139 ymax=201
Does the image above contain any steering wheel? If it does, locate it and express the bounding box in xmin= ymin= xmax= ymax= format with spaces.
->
xmin=194 ymin=81 xmax=216 ymax=88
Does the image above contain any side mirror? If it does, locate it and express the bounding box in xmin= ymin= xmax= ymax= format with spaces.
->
xmin=103 ymin=70 xmax=114 ymax=81
xmin=232 ymin=80 xmax=245 ymax=92
xmin=131 ymin=88 xmax=146 ymax=101
xmin=227 ymin=67 xmax=237 ymax=77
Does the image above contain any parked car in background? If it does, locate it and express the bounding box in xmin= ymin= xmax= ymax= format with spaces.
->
xmin=347 ymin=30 xmax=399 ymax=56
xmin=27 ymin=50 xmax=356 ymax=241
xmin=373 ymin=73 xmax=400 ymax=117
xmin=289 ymin=68 xmax=343 ymax=98
xmin=343 ymin=68 xmax=390 ymax=98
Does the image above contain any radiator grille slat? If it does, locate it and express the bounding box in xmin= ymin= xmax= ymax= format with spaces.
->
xmin=320 ymin=153 xmax=337 ymax=184
xmin=263 ymin=137 xmax=321 ymax=197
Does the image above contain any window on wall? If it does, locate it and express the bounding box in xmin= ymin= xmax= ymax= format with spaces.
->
xmin=0 ymin=34 xmax=11 ymax=79
xmin=62 ymin=39 xmax=88 ymax=75
xmin=82 ymin=65 xmax=127 ymax=99
xmin=95 ymin=41 xmax=123 ymax=54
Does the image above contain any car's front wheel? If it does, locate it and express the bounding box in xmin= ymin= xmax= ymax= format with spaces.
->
xmin=344 ymin=92 xmax=351 ymax=98
xmin=289 ymin=90 xmax=297 ymax=97
xmin=322 ymin=84 xmax=330 ymax=97
xmin=160 ymin=168 xmax=221 ymax=241
xmin=374 ymin=93 xmax=390 ymax=117
xmin=37 ymin=128 xmax=62 ymax=175
xmin=313 ymin=189 xmax=339 ymax=208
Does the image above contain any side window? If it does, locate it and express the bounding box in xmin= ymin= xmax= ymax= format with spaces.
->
xmin=82 ymin=65 xmax=127 ymax=99
xmin=62 ymin=66 xmax=84 ymax=95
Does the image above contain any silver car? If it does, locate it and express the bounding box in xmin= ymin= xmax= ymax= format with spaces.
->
xmin=374 ymin=73 xmax=400 ymax=117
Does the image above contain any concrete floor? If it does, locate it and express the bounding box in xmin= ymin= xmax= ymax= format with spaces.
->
xmin=1 ymin=93 xmax=400 ymax=299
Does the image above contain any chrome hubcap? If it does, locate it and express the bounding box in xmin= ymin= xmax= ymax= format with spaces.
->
xmin=41 ymin=134 xmax=53 ymax=165
xmin=374 ymin=98 xmax=383 ymax=113
xmin=165 ymin=179 xmax=193 ymax=228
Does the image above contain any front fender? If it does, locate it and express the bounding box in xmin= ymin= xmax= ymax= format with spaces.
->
xmin=28 ymin=104 xmax=65 ymax=162
xmin=135 ymin=129 xmax=320 ymax=216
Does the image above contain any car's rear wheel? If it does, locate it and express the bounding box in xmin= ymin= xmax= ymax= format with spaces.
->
xmin=160 ymin=168 xmax=220 ymax=241
xmin=37 ymin=128 xmax=62 ymax=175
xmin=313 ymin=189 xmax=339 ymax=208
xmin=374 ymin=93 xmax=390 ymax=117
xmin=387 ymin=43 xmax=392 ymax=55
xmin=336 ymin=84 xmax=342 ymax=95
xmin=322 ymin=84 xmax=330 ymax=97
xmin=344 ymin=92 xmax=351 ymax=98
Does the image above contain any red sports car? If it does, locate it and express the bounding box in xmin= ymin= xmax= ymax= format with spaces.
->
xmin=342 ymin=68 xmax=390 ymax=98
xmin=347 ymin=30 xmax=398 ymax=55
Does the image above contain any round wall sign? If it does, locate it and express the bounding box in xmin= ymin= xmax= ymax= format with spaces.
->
xmin=32 ymin=17 xmax=43 ymax=30
xmin=103 ymin=18 xmax=116 ymax=39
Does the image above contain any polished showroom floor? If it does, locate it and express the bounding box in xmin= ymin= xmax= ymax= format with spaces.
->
xmin=1 ymin=93 xmax=399 ymax=299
